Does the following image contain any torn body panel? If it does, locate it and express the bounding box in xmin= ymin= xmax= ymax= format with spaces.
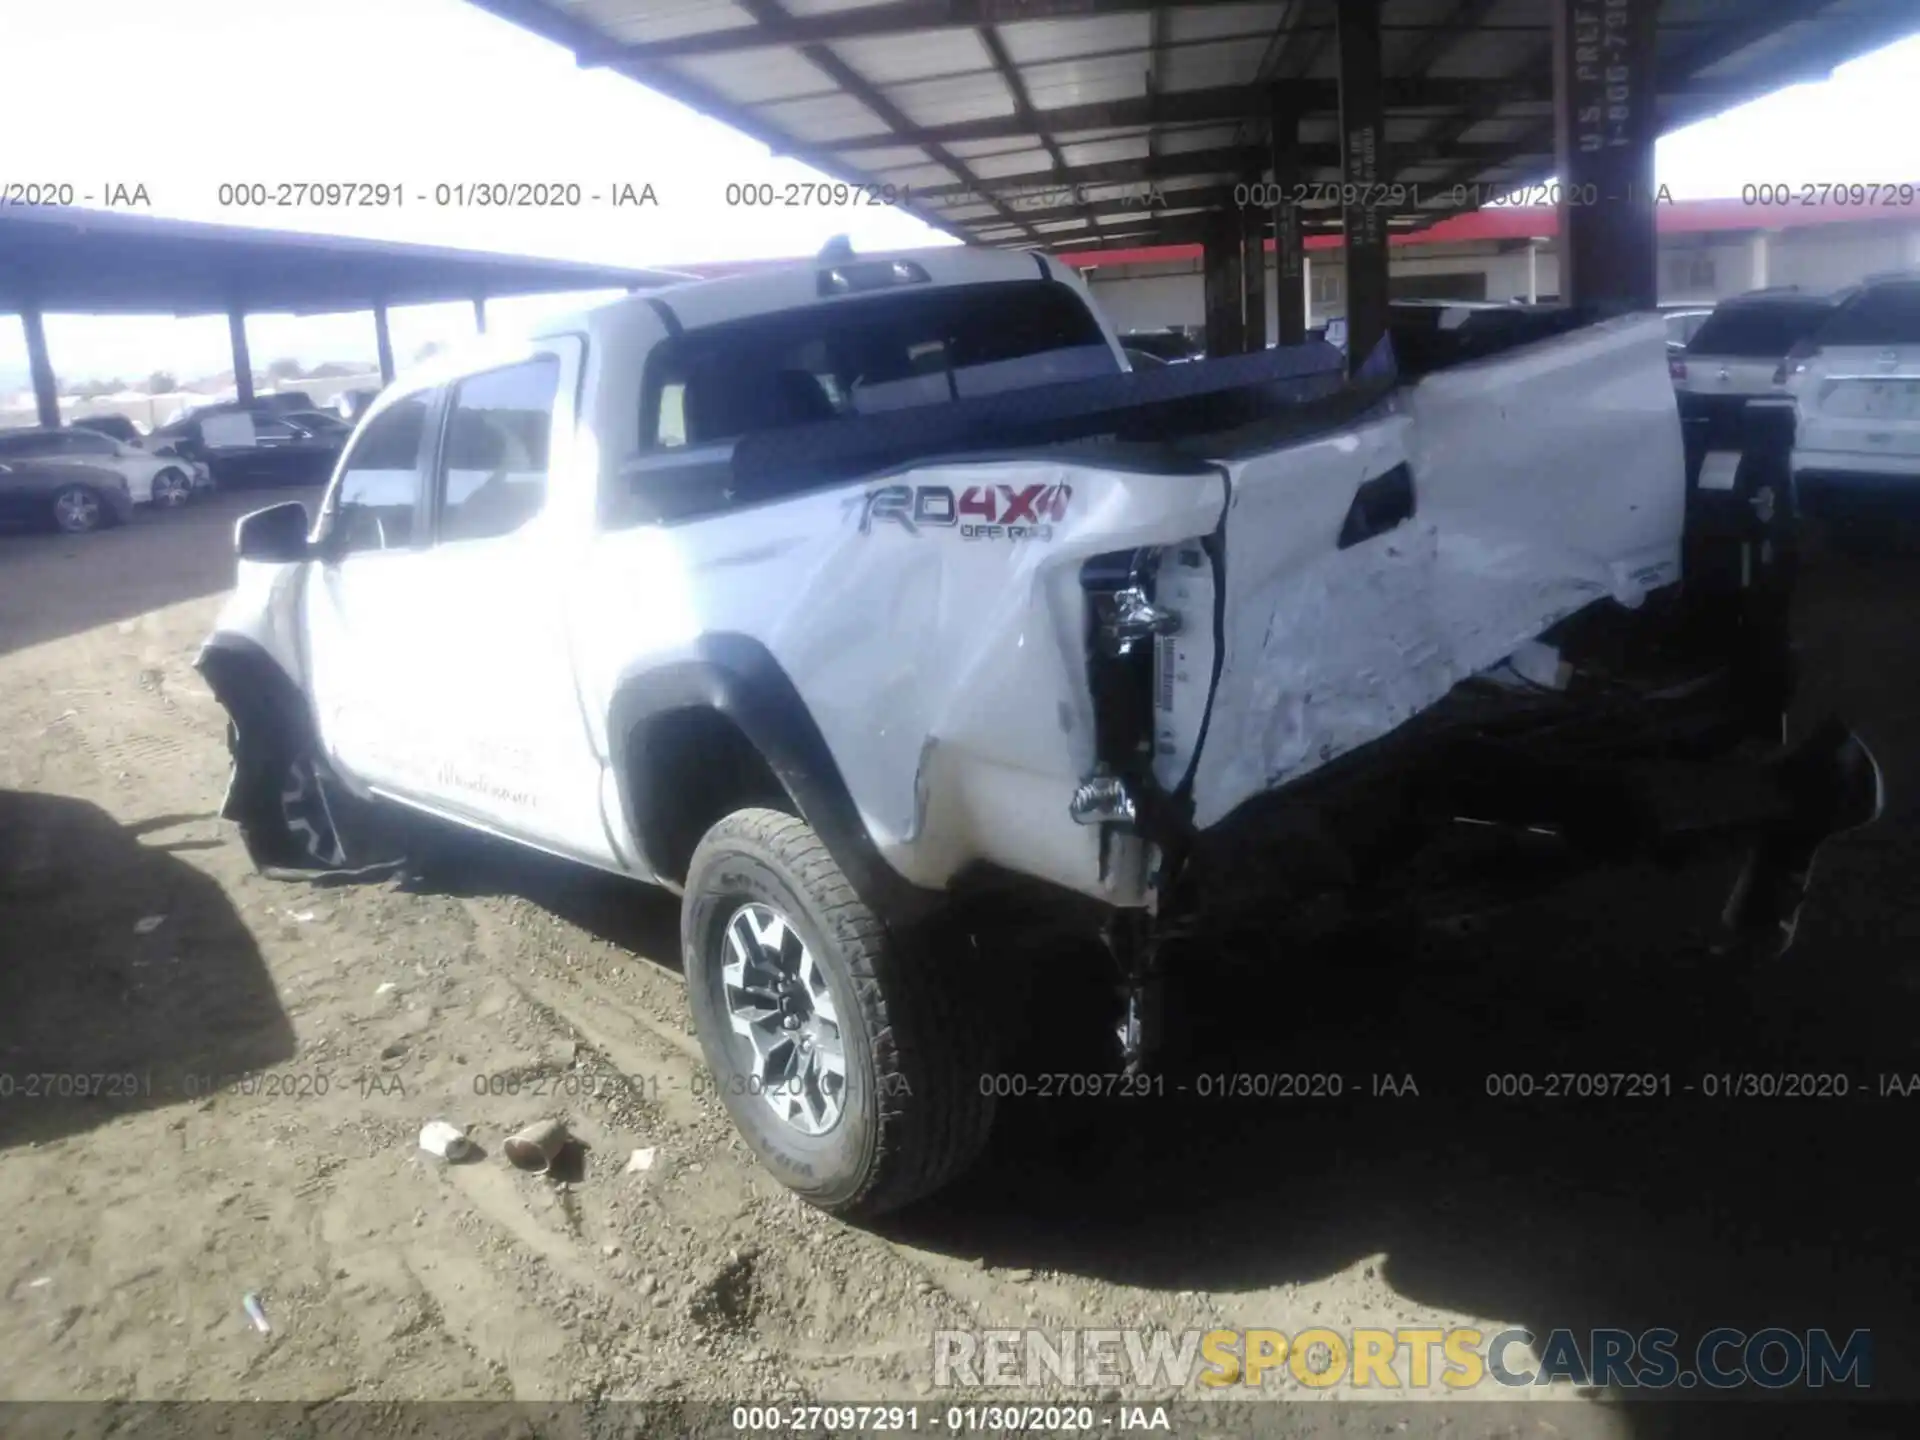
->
xmin=1191 ymin=315 xmax=1686 ymax=830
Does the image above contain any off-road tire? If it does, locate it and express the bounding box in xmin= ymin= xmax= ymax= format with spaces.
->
xmin=682 ymin=807 xmax=996 ymax=1218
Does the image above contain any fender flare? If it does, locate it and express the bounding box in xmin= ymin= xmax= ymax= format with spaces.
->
xmin=606 ymin=633 xmax=938 ymax=924
xmin=194 ymin=633 xmax=317 ymax=822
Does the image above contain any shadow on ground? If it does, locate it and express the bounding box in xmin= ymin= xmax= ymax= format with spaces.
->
xmin=0 ymin=790 xmax=294 ymax=1149
xmin=0 ymin=486 xmax=321 ymax=657
xmin=396 ymin=819 xmax=683 ymax=972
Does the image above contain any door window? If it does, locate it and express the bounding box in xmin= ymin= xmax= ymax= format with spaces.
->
xmin=328 ymin=394 xmax=431 ymax=555
xmin=57 ymin=430 xmax=119 ymax=456
xmin=436 ymin=356 xmax=560 ymax=543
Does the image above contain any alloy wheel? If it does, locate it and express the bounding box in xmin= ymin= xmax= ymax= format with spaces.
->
xmin=720 ymin=902 xmax=847 ymax=1136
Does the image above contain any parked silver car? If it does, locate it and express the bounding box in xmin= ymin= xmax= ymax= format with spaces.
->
xmin=0 ymin=456 xmax=133 ymax=533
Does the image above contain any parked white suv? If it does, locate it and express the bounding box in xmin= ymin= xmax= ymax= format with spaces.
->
xmin=1787 ymin=274 xmax=1920 ymax=512
xmin=197 ymin=245 xmax=1878 ymax=1216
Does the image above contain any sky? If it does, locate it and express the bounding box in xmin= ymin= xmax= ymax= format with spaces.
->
xmin=2 ymin=0 xmax=1918 ymax=387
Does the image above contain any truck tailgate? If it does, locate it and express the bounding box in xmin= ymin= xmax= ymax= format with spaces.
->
xmin=1189 ymin=314 xmax=1687 ymax=829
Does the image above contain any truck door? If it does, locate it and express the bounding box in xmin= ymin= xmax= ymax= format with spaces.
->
xmin=400 ymin=338 xmax=619 ymax=865
xmin=303 ymin=390 xmax=441 ymax=795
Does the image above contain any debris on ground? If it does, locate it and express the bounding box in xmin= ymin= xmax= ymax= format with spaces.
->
xmin=504 ymin=1118 xmax=570 ymax=1173
xmin=241 ymin=1293 xmax=271 ymax=1334
xmin=418 ymin=1121 xmax=474 ymax=1162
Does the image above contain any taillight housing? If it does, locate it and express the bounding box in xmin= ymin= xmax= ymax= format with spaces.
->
xmin=1668 ymin=355 xmax=1687 ymax=381
xmin=1774 ymin=338 xmax=1818 ymax=385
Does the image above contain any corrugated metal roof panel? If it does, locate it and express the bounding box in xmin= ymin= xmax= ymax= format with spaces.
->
xmin=832 ymin=29 xmax=994 ymax=83
xmin=966 ymin=148 xmax=1056 ymax=179
xmin=1055 ymin=137 xmax=1150 ymax=168
xmin=669 ymin=46 xmax=834 ymax=104
xmin=469 ymin=0 xmax=1920 ymax=252
xmin=756 ymin=91 xmax=893 ymax=143
xmin=1428 ymin=28 xmax=1543 ymax=79
xmin=996 ymin=14 xmax=1152 ymax=64
xmin=1158 ymin=126 xmax=1244 ymax=155
xmin=828 ymin=145 xmax=932 ymax=170
xmin=1022 ymin=53 xmax=1151 ymax=110
xmin=885 ymin=72 xmax=1018 ymax=128
xmin=1046 ymin=125 xmax=1144 ymax=146
xmin=932 ymin=202 xmax=1005 ymax=223
xmin=574 ymin=0 xmax=752 ymax=45
xmin=782 ymin=0 xmax=917 ymax=16
xmin=873 ymin=162 xmax=963 ymax=189
xmin=943 ymin=137 xmax=1051 ymax=159
xmin=1165 ymin=3 xmax=1291 ymax=45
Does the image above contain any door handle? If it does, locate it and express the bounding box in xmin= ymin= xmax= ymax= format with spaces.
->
xmin=1336 ymin=462 xmax=1416 ymax=549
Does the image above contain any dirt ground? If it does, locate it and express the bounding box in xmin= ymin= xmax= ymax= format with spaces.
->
xmin=1 ymin=490 xmax=1917 ymax=1437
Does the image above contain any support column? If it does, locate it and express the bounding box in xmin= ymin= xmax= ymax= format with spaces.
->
xmin=228 ymin=306 xmax=254 ymax=405
xmin=373 ymin=302 xmax=395 ymax=386
xmin=1528 ymin=240 xmax=1542 ymax=303
xmin=1337 ymin=0 xmax=1389 ymax=371
xmin=473 ymin=296 xmax=488 ymax=334
xmin=1202 ymin=211 xmax=1245 ymax=358
xmin=1749 ymin=232 xmax=1770 ymax=291
xmin=1240 ymin=186 xmax=1268 ymax=352
xmin=21 ymin=306 xmax=60 ymax=429
xmin=1553 ymin=0 xmax=1659 ymax=311
xmin=1270 ymin=90 xmax=1308 ymax=346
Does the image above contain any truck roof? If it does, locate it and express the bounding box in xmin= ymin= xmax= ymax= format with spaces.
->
xmin=535 ymin=244 xmax=1066 ymax=340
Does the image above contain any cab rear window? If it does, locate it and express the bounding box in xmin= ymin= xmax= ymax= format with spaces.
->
xmin=641 ymin=280 xmax=1116 ymax=450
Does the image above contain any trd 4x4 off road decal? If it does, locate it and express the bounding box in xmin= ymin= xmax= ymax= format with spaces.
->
xmin=857 ymin=482 xmax=1072 ymax=541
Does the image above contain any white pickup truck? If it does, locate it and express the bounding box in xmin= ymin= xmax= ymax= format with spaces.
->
xmin=200 ymin=243 xmax=1880 ymax=1216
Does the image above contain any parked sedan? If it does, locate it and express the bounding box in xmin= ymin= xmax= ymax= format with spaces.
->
xmin=0 ymin=426 xmax=200 ymax=507
xmin=68 ymin=417 xmax=215 ymax=494
xmin=70 ymin=413 xmax=144 ymax=445
xmin=0 ymin=457 xmax=132 ymax=533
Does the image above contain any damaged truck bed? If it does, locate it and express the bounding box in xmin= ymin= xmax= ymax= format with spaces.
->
xmin=200 ymin=248 xmax=1880 ymax=1215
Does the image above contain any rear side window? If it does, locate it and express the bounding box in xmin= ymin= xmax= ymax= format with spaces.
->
xmin=436 ymin=357 xmax=559 ymax=544
xmin=1816 ymin=283 xmax=1920 ymax=346
xmin=642 ymin=280 xmax=1115 ymax=450
xmin=1688 ymin=302 xmax=1832 ymax=357
xmin=331 ymin=394 xmax=430 ymax=554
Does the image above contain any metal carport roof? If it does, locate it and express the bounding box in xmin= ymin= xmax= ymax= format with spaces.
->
xmin=466 ymin=0 xmax=1920 ymax=252
xmin=0 ymin=205 xmax=687 ymax=316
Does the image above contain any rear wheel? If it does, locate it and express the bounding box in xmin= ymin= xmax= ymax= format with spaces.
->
xmin=50 ymin=484 xmax=107 ymax=534
xmin=682 ymin=807 xmax=996 ymax=1218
